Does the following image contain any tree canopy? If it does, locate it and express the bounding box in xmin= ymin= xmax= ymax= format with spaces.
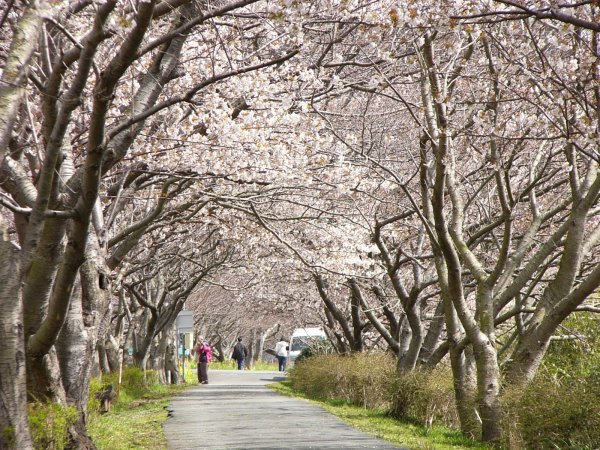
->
xmin=1 ymin=0 xmax=599 ymax=447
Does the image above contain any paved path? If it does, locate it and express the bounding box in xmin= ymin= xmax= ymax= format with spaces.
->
xmin=163 ymin=370 xmax=403 ymax=450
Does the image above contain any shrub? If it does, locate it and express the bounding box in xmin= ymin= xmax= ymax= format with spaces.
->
xmin=28 ymin=401 xmax=79 ymax=450
xmin=295 ymin=338 xmax=334 ymax=365
xmin=289 ymin=352 xmax=396 ymax=409
xmin=543 ymin=313 xmax=600 ymax=379
xmin=499 ymin=312 xmax=600 ymax=449
xmin=503 ymin=373 xmax=600 ymax=450
xmin=120 ymin=367 xmax=158 ymax=396
xmin=389 ymin=365 xmax=460 ymax=429
xmin=289 ymin=348 xmax=600 ymax=448
xmin=88 ymin=377 xmax=109 ymax=414
xmin=1 ymin=425 xmax=15 ymax=448
xmin=294 ymin=346 xmax=316 ymax=365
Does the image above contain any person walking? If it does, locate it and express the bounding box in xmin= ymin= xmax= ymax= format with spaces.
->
xmin=274 ymin=336 xmax=289 ymax=372
xmin=231 ymin=337 xmax=249 ymax=370
xmin=196 ymin=337 xmax=212 ymax=384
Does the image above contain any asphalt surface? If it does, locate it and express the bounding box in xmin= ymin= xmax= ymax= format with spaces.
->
xmin=163 ymin=369 xmax=404 ymax=450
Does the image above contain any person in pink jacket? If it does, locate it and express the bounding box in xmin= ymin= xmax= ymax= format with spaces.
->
xmin=196 ymin=337 xmax=212 ymax=384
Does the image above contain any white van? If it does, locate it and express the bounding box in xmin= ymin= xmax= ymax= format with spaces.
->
xmin=288 ymin=327 xmax=327 ymax=367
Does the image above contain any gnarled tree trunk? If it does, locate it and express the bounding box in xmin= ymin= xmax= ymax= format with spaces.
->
xmin=0 ymin=237 xmax=32 ymax=449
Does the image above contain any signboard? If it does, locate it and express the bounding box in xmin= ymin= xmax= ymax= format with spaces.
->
xmin=176 ymin=310 xmax=194 ymax=333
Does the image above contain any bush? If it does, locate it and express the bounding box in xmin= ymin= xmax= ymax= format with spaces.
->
xmin=294 ymin=346 xmax=316 ymax=365
xmin=289 ymin=352 xmax=396 ymax=409
xmin=28 ymin=401 xmax=79 ymax=450
xmin=503 ymin=373 xmax=600 ymax=450
xmin=499 ymin=312 xmax=600 ymax=449
xmin=88 ymin=377 xmax=109 ymax=414
xmin=389 ymin=365 xmax=460 ymax=429
xmin=120 ymin=367 xmax=159 ymax=397
xmin=295 ymin=338 xmax=334 ymax=365
xmin=289 ymin=348 xmax=600 ymax=448
xmin=1 ymin=425 xmax=15 ymax=448
xmin=543 ymin=313 xmax=600 ymax=379
xmin=290 ymin=353 xmax=458 ymax=424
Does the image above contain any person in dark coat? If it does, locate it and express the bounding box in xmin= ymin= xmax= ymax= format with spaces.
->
xmin=231 ymin=337 xmax=249 ymax=370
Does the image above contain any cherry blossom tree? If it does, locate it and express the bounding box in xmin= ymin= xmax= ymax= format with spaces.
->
xmin=2 ymin=0 xmax=599 ymax=447
xmin=297 ymin=1 xmax=600 ymax=442
xmin=0 ymin=0 xmax=303 ymax=445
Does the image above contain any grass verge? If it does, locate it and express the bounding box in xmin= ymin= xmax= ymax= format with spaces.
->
xmin=209 ymin=360 xmax=278 ymax=371
xmin=268 ymin=381 xmax=488 ymax=450
xmin=88 ymin=366 xmax=197 ymax=449
xmin=88 ymin=393 xmax=178 ymax=450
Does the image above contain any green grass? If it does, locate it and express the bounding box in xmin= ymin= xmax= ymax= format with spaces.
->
xmin=269 ymin=381 xmax=489 ymax=450
xmin=88 ymin=361 xmax=277 ymax=449
xmin=89 ymin=366 xmax=198 ymax=450
xmin=208 ymin=359 xmax=278 ymax=371
xmin=89 ymin=395 xmax=175 ymax=449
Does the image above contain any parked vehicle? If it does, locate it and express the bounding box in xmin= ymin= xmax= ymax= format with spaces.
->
xmin=288 ymin=327 xmax=327 ymax=366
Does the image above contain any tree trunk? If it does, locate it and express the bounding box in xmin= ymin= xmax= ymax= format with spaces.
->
xmin=449 ymin=343 xmax=478 ymax=438
xmin=471 ymin=287 xmax=502 ymax=443
xmin=442 ymin=293 xmax=479 ymax=438
xmin=132 ymin=312 xmax=155 ymax=370
xmin=315 ymin=274 xmax=354 ymax=351
xmin=165 ymin=348 xmax=180 ymax=385
xmin=397 ymin=317 xmax=410 ymax=365
xmin=213 ymin=339 xmax=225 ymax=363
xmin=164 ymin=331 xmax=180 ymax=385
xmin=97 ymin=339 xmax=111 ymax=374
xmin=0 ymin=239 xmax=33 ymax=449
xmin=56 ymin=282 xmax=96 ymax=449
xmin=253 ymin=332 xmax=261 ymax=363
xmin=155 ymin=332 xmax=169 ymax=384
xmin=398 ymin=307 xmax=423 ymax=371
xmin=247 ymin=329 xmax=257 ymax=368
xmin=257 ymin=331 xmax=267 ymax=361
xmin=349 ymin=281 xmax=364 ymax=352
xmin=54 ymin=235 xmax=111 ymax=448
xmin=27 ymin=349 xmax=67 ymax=403
xmin=474 ymin=340 xmax=502 ymax=443
xmin=419 ymin=300 xmax=445 ymax=365
xmin=154 ymin=328 xmax=182 ymax=384
xmin=505 ymin=202 xmax=600 ymax=387
xmin=105 ymin=335 xmax=121 ymax=372
xmin=0 ymin=0 xmax=52 ymax=155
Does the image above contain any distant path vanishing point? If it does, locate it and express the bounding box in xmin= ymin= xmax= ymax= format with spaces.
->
xmin=163 ymin=369 xmax=405 ymax=450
